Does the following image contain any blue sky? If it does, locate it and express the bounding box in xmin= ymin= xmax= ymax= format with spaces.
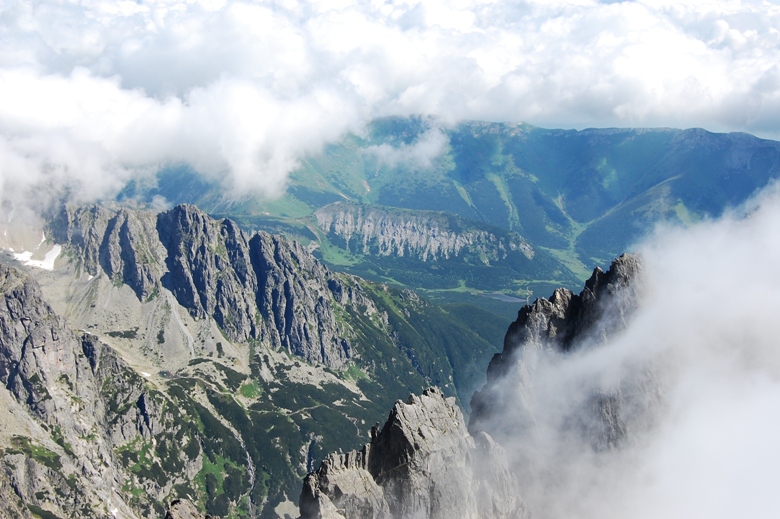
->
xmin=2 ymin=0 xmax=780 ymax=200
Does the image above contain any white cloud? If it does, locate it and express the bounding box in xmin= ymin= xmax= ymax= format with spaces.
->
xmin=474 ymin=181 xmax=780 ymax=518
xmin=2 ymin=0 xmax=780 ymax=203
xmin=366 ymin=128 xmax=450 ymax=169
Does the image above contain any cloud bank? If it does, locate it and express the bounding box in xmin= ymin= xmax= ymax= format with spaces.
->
xmin=476 ymin=182 xmax=780 ymax=518
xmin=3 ymin=0 xmax=780 ymax=204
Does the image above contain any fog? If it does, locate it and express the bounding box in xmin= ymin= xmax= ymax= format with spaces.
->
xmin=4 ymin=0 xmax=780 ymax=208
xmin=474 ymin=182 xmax=780 ymax=519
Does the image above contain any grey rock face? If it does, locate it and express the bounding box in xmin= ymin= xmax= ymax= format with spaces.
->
xmin=300 ymin=387 xmax=524 ymax=519
xmin=469 ymin=253 xmax=645 ymax=444
xmin=0 ymin=263 xmax=203 ymax=518
xmin=249 ymin=230 xmax=351 ymax=367
xmin=51 ymin=204 xmax=165 ymax=300
xmin=315 ymin=202 xmax=534 ymax=263
xmin=51 ymin=203 xmax=354 ymax=368
xmin=157 ymin=205 xmax=261 ymax=341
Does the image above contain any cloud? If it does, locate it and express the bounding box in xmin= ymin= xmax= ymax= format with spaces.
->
xmin=473 ymin=181 xmax=780 ymax=518
xmin=365 ymin=128 xmax=450 ymax=169
xmin=3 ymin=0 xmax=780 ymax=204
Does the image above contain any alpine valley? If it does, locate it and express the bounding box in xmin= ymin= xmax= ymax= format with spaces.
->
xmin=1 ymin=119 xmax=779 ymax=519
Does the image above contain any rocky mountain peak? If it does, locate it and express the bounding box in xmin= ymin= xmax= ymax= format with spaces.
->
xmin=50 ymin=203 xmax=356 ymax=368
xmin=300 ymin=387 xmax=524 ymax=519
xmin=469 ymin=253 xmax=644 ymax=443
xmin=499 ymin=252 xmax=641 ymax=359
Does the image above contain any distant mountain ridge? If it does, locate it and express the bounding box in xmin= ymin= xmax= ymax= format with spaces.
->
xmin=315 ymin=201 xmax=534 ymax=263
xmin=120 ymin=118 xmax=780 ymax=311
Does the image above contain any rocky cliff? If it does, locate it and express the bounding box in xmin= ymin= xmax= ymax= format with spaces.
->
xmin=299 ymin=387 xmax=524 ymax=519
xmin=0 ymin=263 xmax=200 ymax=518
xmin=315 ymin=202 xmax=533 ymax=263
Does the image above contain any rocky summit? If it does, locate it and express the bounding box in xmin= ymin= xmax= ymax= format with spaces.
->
xmin=469 ymin=253 xmax=647 ymax=446
xmin=299 ymin=387 xmax=524 ymax=519
xmin=51 ymin=203 xmax=353 ymax=368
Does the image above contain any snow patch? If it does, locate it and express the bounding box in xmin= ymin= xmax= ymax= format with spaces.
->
xmin=13 ymin=244 xmax=61 ymax=271
xmin=13 ymin=251 xmax=32 ymax=262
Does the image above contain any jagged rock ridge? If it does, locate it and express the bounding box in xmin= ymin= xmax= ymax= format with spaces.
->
xmin=51 ymin=203 xmax=354 ymax=368
xmin=469 ymin=253 xmax=645 ymax=445
xmin=300 ymin=387 xmax=524 ymax=519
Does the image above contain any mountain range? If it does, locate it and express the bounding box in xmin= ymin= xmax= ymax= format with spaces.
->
xmin=2 ymin=119 xmax=779 ymax=518
xmin=0 ymin=203 xmax=508 ymax=518
xmin=0 ymin=204 xmax=643 ymax=518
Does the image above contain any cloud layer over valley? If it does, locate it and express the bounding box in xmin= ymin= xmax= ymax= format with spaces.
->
xmin=4 ymin=0 xmax=780 ymax=203
xmin=475 ymin=182 xmax=780 ymax=519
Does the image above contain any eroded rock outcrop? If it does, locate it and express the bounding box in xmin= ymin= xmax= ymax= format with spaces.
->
xmin=300 ymin=387 xmax=524 ymax=519
xmin=0 ymin=264 xmax=146 ymax=517
xmin=50 ymin=204 xmax=165 ymax=300
xmin=315 ymin=202 xmax=534 ymax=263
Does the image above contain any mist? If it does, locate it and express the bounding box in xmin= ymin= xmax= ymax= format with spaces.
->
xmin=474 ymin=182 xmax=780 ymax=519
xmin=4 ymin=0 xmax=780 ymax=208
